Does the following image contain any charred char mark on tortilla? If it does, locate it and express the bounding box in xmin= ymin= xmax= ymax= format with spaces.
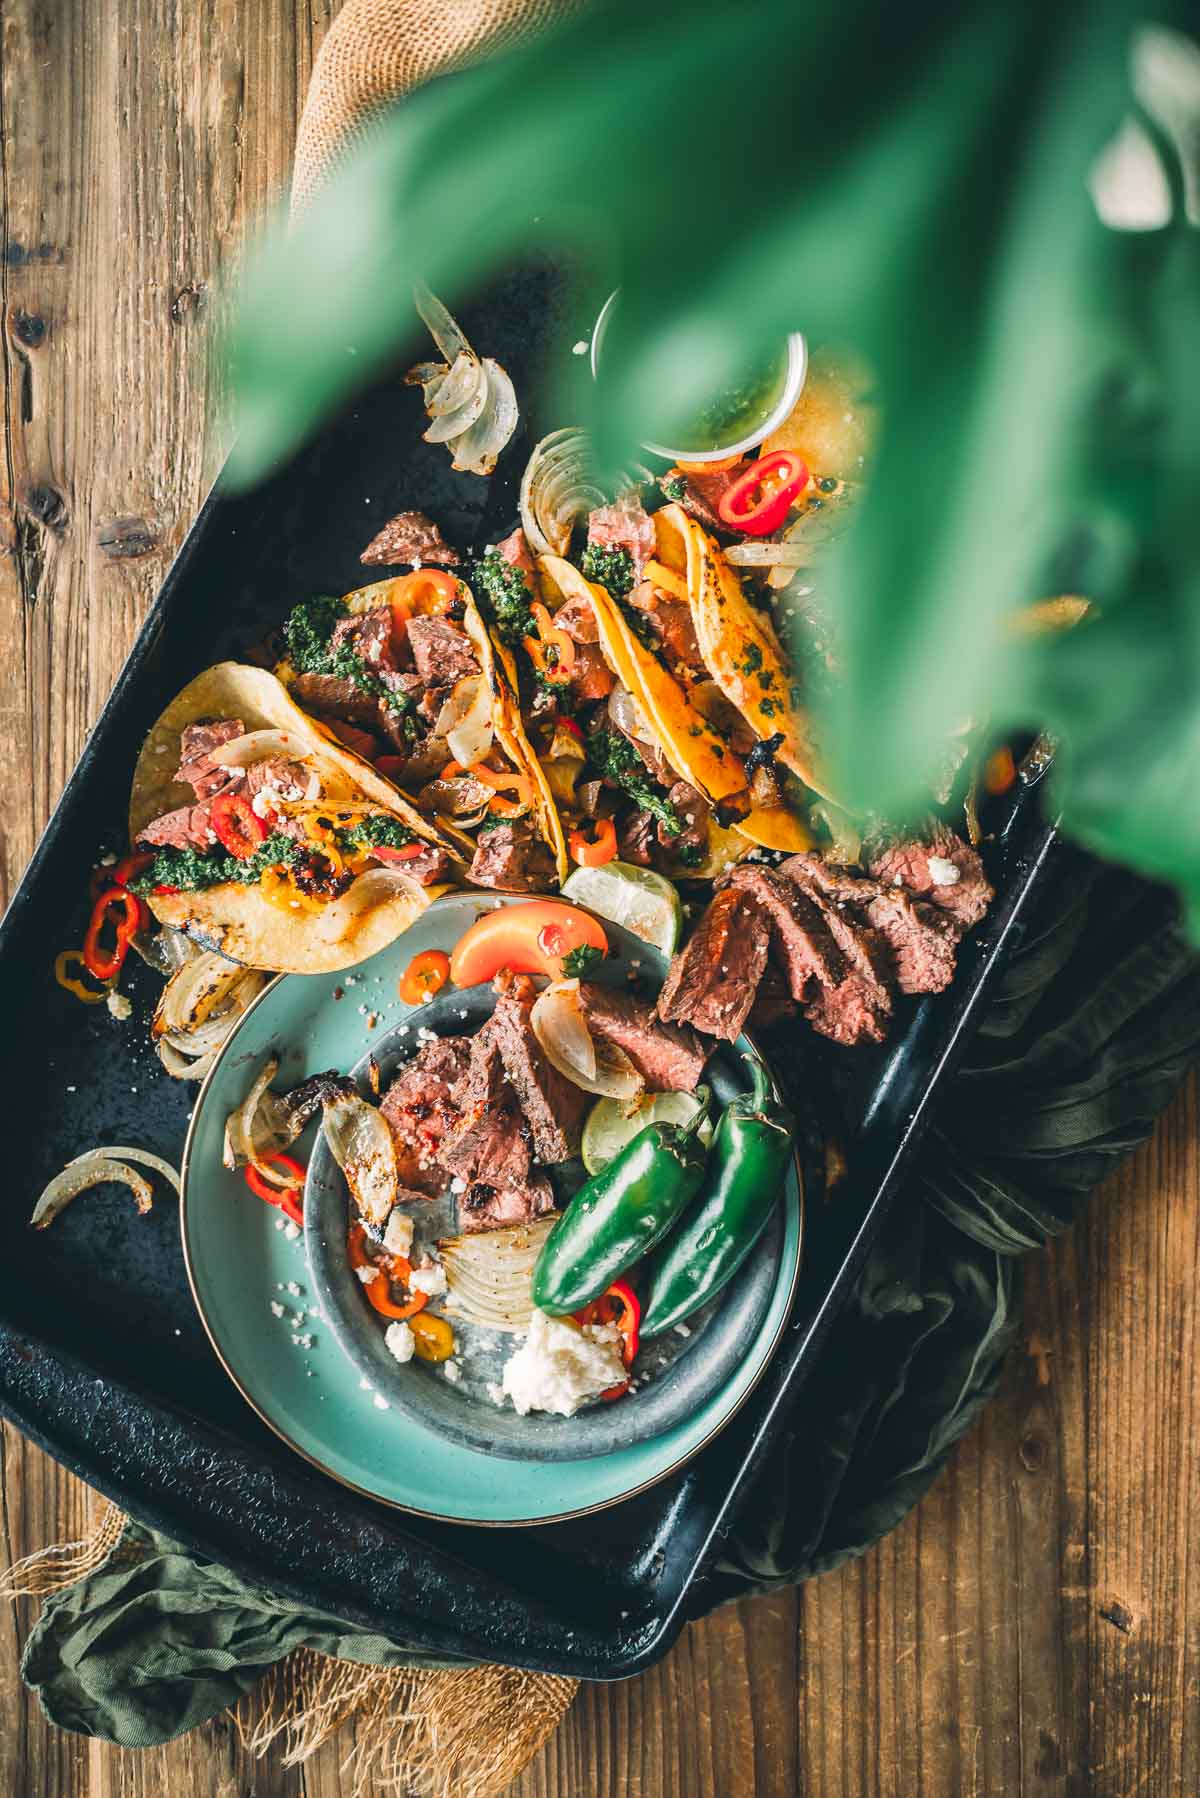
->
xmin=657 ymin=885 xmax=772 ymax=1042
xmin=864 ymin=819 xmax=994 ymax=933
xmin=489 ymin=970 xmax=588 ymax=1163
xmin=360 ymin=509 xmax=461 ymax=568
xmin=575 ymin=983 xmax=708 ymax=1093
xmin=458 ymin=1172 xmax=556 ymax=1234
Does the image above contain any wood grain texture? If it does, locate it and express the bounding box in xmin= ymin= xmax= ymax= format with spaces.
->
xmin=2 ymin=3 xmax=1199 ymax=1794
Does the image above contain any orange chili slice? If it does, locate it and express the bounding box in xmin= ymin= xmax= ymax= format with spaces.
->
xmin=399 ymin=949 xmax=451 ymax=1005
xmin=569 ymin=817 xmax=618 ymax=867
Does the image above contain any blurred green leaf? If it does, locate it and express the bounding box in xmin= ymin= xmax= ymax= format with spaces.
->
xmin=229 ymin=0 xmax=1200 ymax=920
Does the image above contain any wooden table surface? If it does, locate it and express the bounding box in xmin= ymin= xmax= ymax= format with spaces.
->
xmin=2 ymin=5 xmax=1198 ymax=1793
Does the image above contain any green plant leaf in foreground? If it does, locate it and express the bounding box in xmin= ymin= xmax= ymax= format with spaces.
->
xmin=229 ymin=0 xmax=1200 ymax=919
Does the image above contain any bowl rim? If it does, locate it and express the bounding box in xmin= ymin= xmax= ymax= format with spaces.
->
xmin=589 ymin=288 xmax=808 ymax=464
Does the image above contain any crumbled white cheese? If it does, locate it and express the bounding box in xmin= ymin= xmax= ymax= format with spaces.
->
xmin=106 ymin=990 xmax=132 ymax=1020
xmin=443 ymin=1360 xmax=462 ymax=1383
xmin=500 ymin=1310 xmax=627 ymax=1417
xmin=286 ymin=1281 xmax=302 ymax=1297
xmin=928 ymin=855 xmax=961 ymax=887
xmin=449 ymin=1176 xmax=467 ymax=1195
xmin=385 ymin=1320 xmax=415 ymax=1363
xmin=571 ymin=339 xmax=589 ymax=355
xmin=283 ymin=1221 xmax=301 ymax=1241
xmin=372 ymin=1393 xmax=390 ymax=1410
xmin=382 ymin=1210 xmax=414 ymax=1257
xmin=359 ymin=1377 xmax=373 ymax=1391
xmin=355 ymin=1264 xmax=378 ymax=1285
xmin=269 ymin=1301 xmax=285 ymax=1319
xmin=410 ymin=1263 xmax=447 ymax=1298
xmin=486 ymin=1381 xmax=506 ymax=1407
xmin=673 ymin=1323 xmax=692 ymax=1338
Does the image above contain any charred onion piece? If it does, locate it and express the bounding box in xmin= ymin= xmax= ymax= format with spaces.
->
xmin=31 ymin=1146 xmax=181 ymax=1230
xmin=320 ymin=1089 xmax=398 ymax=1228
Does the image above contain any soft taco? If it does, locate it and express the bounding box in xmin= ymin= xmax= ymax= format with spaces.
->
xmin=274 ymin=571 xmax=562 ymax=894
xmin=127 ymin=662 xmax=457 ymax=973
xmin=458 ymin=518 xmax=745 ymax=880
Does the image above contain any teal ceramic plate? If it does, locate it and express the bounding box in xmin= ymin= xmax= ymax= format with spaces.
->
xmin=181 ymin=894 xmax=803 ymax=1526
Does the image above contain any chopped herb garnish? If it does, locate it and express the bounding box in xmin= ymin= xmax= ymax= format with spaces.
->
xmin=472 ymin=549 xmax=537 ymax=647
xmin=580 ymin=543 xmax=635 ymax=601
xmin=676 ymin=840 xmax=705 ymax=869
xmin=282 ymin=594 xmax=416 ymax=735
xmin=334 ymin=813 xmax=417 ymax=856
xmin=662 ymin=476 xmax=687 ymax=502
xmin=585 ymin=726 xmax=683 ymax=836
xmin=818 ymin=477 xmax=839 ymax=493
xmin=130 ymin=831 xmax=301 ymax=895
xmin=562 ymin=942 xmax=605 ymax=978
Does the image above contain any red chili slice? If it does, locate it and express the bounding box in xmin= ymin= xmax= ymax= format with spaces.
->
xmin=82 ymin=887 xmax=142 ymax=982
xmin=717 ymin=452 xmax=808 ymax=537
xmin=210 ymin=791 xmax=268 ymax=859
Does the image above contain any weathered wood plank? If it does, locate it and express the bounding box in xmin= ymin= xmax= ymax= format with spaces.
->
xmin=3 ymin=1 xmax=1200 ymax=1794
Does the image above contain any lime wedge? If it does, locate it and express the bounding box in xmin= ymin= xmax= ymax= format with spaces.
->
xmin=561 ymin=862 xmax=683 ymax=957
xmin=581 ymin=1087 xmax=712 ymax=1176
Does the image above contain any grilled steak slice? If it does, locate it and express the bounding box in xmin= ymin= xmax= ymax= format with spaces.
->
xmin=437 ymin=1028 xmax=531 ymax=1188
xmin=468 ymin=822 xmax=553 ymax=892
xmin=658 ymin=466 xmax=737 ymax=533
xmin=577 ymin=984 xmax=707 ymax=1092
xmin=176 ymin=718 xmax=246 ymax=802
xmin=458 ymin=1172 xmax=556 ymax=1234
xmin=616 ymin=806 xmax=656 ymax=867
xmin=780 ymin=853 xmax=959 ymax=995
xmin=658 ymin=886 xmax=772 ymax=1041
xmin=490 ymin=972 xmax=588 ymax=1163
xmin=136 ymin=803 xmax=214 ymax=852
xmin=390 ymin=842 xmax=453 ymax=886
xmin=291 ymin=671 xmax=415 ymax=753
xmin=496 ymin=526 xmax=536 ymax=580
xmin=661 ymin=780 xmax=709 ymax=860
xmin=772 ymin=856 xmax=893 ymax=1045
xmin=864 ymin=820 xmax=993 ymax=934
xmin=360 ymin=509 xmax=460 ymax=568
xmin=721 ymin=863 xmax=845 ymax=999
xmin=587 ymin=494 xmax=656 ymax=578
xmin=748 ymin=960 xmax=796 ymax=1033
xmin=405 ymin=614 xmax=477 ymax=688
xmin=330 ymin=606 xmax=398 ymax=673
xmin=380 ymin=1036 xmax=472 ymax=1195
xmin=554 ymin=594 xmax=599 ymax=643
xmin=626 ymin=581 xmax=703 ymax=675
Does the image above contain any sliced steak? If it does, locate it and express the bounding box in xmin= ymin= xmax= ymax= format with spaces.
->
xmin=244 ymin=757 xmax=311 ymax=804
xmin=405 ymin=613 xmax=478 ymax=687
xmin=721 ymin=863 xmax=845 ymax=999
xmin=577 ymin=984 xmax=707 ymax=1092
xmin=661 ymin=779 xmax=709 ymax=859
xmin=360 ymin=509 xmax=460 ymax=568
xmin=489 ymin=972 xmax=588 ymax=1163
xmin=468 ymin=822 xmax=553 ymax=892
xmin=865 ymin=820 xmax=993 ymax=934
xmin=554 ymin=594 xmax=599 ymax=644
xmin=176 ymin=718 xmax=246 ymax=802
xmin=587 ymin=494 xmax=656 ymax=578
xmin=616 ymin=806 xmax=656 ymax=867
xmin=627 ymin=582 xmax=703 ymax=674
xmin=331 ymin=606 xmax=398 ymax=673
xmin=136 ymin=804 xmax=212 ymax=852
xmin=380 ymin=1036 xmax=472 ymax=1196
xmin=291 ymin=671 xmax=414 ymax=753
xmin=782 ymin=853 xmax=962 ymax=995
xmin=659 ymin=466 xmax=737 ymax=533
xmin=437 ymin=1027 xmax=531 ymax=1188
xmin=657 ymin=886 xmax=772 ymax=1041
xmin=748 ymin=960 xmax=796 ymax=1033
xmin=457 ymin=1172 xmax=556 ymax=1234
xmin=771 ymin=856 xmax=893 ymax=1045
xmin=495 ymin=526 xmax=536 ymax=581
xmin=391 ymin=842 xmax=453 ymax=886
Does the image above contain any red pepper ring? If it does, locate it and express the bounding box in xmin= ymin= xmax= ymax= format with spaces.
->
xmin=575 ymin=1278 xmax=641 ymax=1402
xmin=716 ymin=451 xmax=809 ymax=537
xmin=210 ymin=791 xmax=268 ymax=859
xmin=82 ymin=886 xmax=143 ymax=982
xmin=244 ymin=1152 xmax=307 ymax=1228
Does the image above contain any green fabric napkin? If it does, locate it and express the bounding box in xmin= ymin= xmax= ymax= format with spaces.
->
xmin=18 ymin=849 xmax=1200 ymax=1745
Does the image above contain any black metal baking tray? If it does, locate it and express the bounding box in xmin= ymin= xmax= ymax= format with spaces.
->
xmin=0 ymin=265 xmax=1057 ymax=1679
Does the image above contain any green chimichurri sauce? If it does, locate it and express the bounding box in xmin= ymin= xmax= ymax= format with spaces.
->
xmin=674 ymin=347 xmax=790 ymax=454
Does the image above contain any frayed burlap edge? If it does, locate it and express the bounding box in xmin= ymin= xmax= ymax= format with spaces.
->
xmin=235 ymin=1649 xmax=577 ymax=1798
xmin=0 ymin=1499 xmax=128 ymax=1601
xmin=3 ymin=1504 xmax=577 ymax=1795
xmin=292 ymin=0 xmax=583 ymax=213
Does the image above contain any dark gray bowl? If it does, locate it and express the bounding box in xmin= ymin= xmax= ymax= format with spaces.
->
xmin=305 ymin=896 xmax=798 ymax=1461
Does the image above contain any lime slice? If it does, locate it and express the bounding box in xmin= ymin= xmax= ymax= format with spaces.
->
xmin=561 ymin=862 xmax=683 ymax=957
xmin=581 ymin=1087 xmax=712 ymax=1176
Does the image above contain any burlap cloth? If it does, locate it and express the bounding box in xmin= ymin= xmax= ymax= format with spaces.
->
xmin=7 ymin=6 xmax=1200 ymax=1795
